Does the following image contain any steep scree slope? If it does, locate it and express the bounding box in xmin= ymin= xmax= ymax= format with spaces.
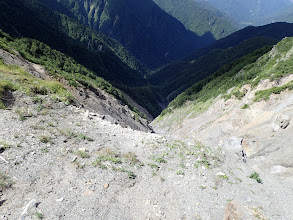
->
xmin=153 ymin=37 xmax=293 ymax=182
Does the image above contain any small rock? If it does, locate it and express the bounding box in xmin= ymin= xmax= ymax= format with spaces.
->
xmin=78 ymin=148 xmax=88 ymax=152
xmin=56 ymin=197 xmax=64 ymax=202
xmin=71 ymin=156 xmax=77 ymax=162
xmin=279 ymin=118 xmax=290 ymax=129
xmin=103 ymin=183 xmax=109 ymax=189
xmin=273 ymin=115 xmax=290 ymax=131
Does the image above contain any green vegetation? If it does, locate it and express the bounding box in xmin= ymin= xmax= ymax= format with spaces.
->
xmin=93 ymin=155 xmax=122 ymax=166
xmin=34 ymin=212 xmax=44 ymax=219
xmin=199 ymin=185 xmax=206 ymax=189
xmin=0 ymin=140 xmax=11 ymax=152
xmin=0 ymin=0 xmax=162 ymax=116
xmin=160 ymin=37 xmax=293 ymax=116
xmin=250 ymin=172 xmax=263 ymax=184
xmin=121 ymin=169 xmax=136 ymax=179
xmin=0 ymin=80 xmax=14 ymax=109
xmin=123 ymin=152 xmax=141 ymax=166
xmin=218 ymin=174 xmax=229 ymax=180
xmin=0 ymin=171 xmax=13 ymax=191
xmin=92 ymin=150 xmax=138 ymax=179
xmin=49 ymin=0 xmax=204 ymax=69
xmin=58 ymin=129 xmax=77 ymax=139
xmin=41 ymin=148 xmax=49 ymax=153
xmin=78 ymin=133 xmax=94 ymax=141
xmin=7 ymin=37 xmax=124 ymax=101
xmin=148 ymin=163 xmax=160 ymax=171
xmin=241 ymin=104 xmax=250 ymax=109
xmin=254 ymin=81 xmax=293 ymax=102
xmin=176 ymin=170 xmax=185 ymax=176
xmin=39 ymin=135 xmax=53 ymax=144
xmin=153 ymin=0 xmax=236 ymax=39
xmin=0 ymin=54 xmax=74 ymax=107
xmin=150 ymin=37 xmax=277 ymax=102
xmin=76 ymin=150 xmax=90 ymax=159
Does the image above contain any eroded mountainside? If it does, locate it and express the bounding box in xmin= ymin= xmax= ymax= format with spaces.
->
xmin=153 ymin=37 xmax=293 ymax=182
xmin=0 ymin=0 xmax=163 ymax=117
xmin=150 ymin=22 xmax=293 ymax=102
xmin=1 ymin=45 xmax=293 ymax=220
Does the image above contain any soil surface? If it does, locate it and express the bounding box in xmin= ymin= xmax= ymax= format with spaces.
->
xmin=1 ymin=92 xmax=293 ymax=219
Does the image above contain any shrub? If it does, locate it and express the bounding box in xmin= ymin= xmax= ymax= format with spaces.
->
xmin=249 ymin=172 xmax=262 ymax=183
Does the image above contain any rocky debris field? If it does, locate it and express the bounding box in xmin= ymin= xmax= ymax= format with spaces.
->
xmin=1 ymin=93 xmax=293 ymax=220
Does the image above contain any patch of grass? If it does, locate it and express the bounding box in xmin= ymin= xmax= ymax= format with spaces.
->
xmin=58 ymin=129 xmax=77 ymax=139
xmin=36 ymin=104 xmax=44 ymax=112
xmin=121 ymin=169 xmax=136 ymax=179
xmin=76 ymin=150 xmax=90 ymax=158
xmin=123 ymin=152 xmax=140 ymax=165
xmin=254 ymin=81 xmax=293 ymax=102
xmin=176 ymin=170 xmax=185 ymax=175
xmin=31 ymin=124 xmax=45 ymax=130
xmin=0 ymin=140 xmax=11 ymax=152
xmin=241 ymin=104 xmax=250 ymax=109
xmin=78 ymin=133 xmax=94 ymax=141
xmin=15 ymin=108 xmax=33 ymax=121
xmin=253 ymin=207 xmax=268 ymax=220
xmin=148 ymin=163 xmax=160 ymax=171
xmin=199 ymin=185 xmax=206 ymax=189
xmin=218 ymin=174 xmax=229 ymax=180
xmin=48 ymin=122 xmax=57 ymax=127
xmin=0 ymin=59 xmax=74 ymax=105
xmin=235 ymin=177 xmax=242 ymax=183
xmin=39 ymin=135 xmax=52 ymax=144
xmin=154 ymin=156 xmax=167 ymax=164
xmin=32 ymin=96 xmax=44 ymax=104
xmin=0 ymin=172 xmax=13 ymax=191
xmin=41 ymin=148 xmax=49 ymax=153
xmin=34 ymin=212 xmax=43 ymax=219
xmin=92 ymin=152 xmax=122 ymax=169
xmin=249 ymin=172 xmax=263 ymax=184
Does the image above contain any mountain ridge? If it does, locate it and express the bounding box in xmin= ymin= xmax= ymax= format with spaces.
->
xmin=50 ymin=0 xmax=213 ymax=69
xmin=150 ymin=22 xmax=293 ymax=103
xmin=153 ymin=0 xmax=237 ymax=40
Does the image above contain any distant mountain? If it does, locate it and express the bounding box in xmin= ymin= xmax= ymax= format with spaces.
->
xmin=49 ymin=0 xmax=212 ymax=69
xmin=152 ymin=0 xmax=237 ymax=40
xmin=150 ymin=22 xmax=293 ymax=102
xmin=196 ymin=0 xmax=292 ymax=26
xmin=0 ymin=0 xmax=162 ymax=116
xmin=259 ymin=4 xmax=293 ymax=25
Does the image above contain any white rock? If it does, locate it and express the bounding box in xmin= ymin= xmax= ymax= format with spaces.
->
xmin=56 ymin=197 xmax=64 ymax=202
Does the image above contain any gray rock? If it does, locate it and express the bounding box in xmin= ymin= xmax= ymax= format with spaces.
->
xmin=273 ymin=115 xmax=290 ymax=131
xmin=220 ymin=137 xmax=243 ymax=152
